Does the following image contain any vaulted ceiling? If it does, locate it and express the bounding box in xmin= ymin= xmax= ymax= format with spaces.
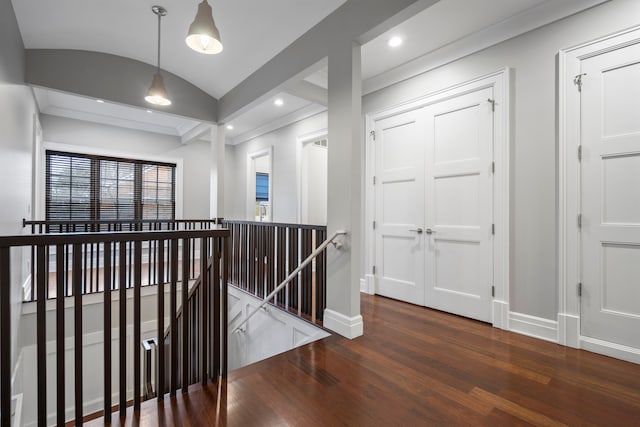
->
xmin=12 ymin=0 xmax=605 ymax=142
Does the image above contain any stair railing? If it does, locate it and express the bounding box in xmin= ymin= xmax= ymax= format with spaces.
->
xmin=231 ymin=229 xmax=347 ymax=334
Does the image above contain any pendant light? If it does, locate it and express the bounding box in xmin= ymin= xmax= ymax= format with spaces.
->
xmin=145 ymin=5 xmax=171 ymax=106
xmin=186 ymin=1 xmax=223 ymax=54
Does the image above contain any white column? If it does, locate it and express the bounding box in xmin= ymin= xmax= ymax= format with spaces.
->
xmin=324 ymin=41 xmax=363 ymax=339
xmin=210 ymin=124 xmax=226 ymax=219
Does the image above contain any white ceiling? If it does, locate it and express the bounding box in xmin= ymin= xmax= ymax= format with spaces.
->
xmin=12 ymin=0 xmax=348 ymax=99
xmin=18 ymin=0 xmax=604 ymax=144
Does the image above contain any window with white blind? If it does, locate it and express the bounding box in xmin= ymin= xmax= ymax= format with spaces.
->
xmin=46 ymin=151 xmax=176 ymax=221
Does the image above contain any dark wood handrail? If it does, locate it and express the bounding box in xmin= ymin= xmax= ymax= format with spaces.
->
xmin=23 ymin=218 xmax=221 ymax=227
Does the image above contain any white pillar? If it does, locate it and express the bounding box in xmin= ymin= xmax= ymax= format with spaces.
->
xmin=210 ymin=124 xmax=226 ymax=219
xmin=324 ymin=41 xmax=363 ymax=339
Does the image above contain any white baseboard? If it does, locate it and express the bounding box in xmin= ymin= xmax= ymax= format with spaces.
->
xmin=509 ymin=311 xmax=558 ymax=343
xmin=580 ymin=336 xmax=640 ymax=365
xmin=323 ymin=309 xmax=363 ymax=339
xmin=492 ymin=300 xmax=509 ymax=330
xmin=359 ymin=278 xmax=366 ymax=293
xmin=558 ymin=313 xmax=580 ymax=348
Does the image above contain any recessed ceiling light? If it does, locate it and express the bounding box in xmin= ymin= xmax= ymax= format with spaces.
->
xmin=388 ymin=36 xmax=403 ymax=47
xmin=274 ymin=99 xmax=284 ymax=107
xmin=146 ymin=110 xmax=153 ymax=113
xmin=96 ymin=99 xmax=105 ymax=103
xmin=226 ymin=125 xmax=234 ymax=130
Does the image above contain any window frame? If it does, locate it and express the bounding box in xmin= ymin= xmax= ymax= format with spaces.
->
xmin=45 ymin=150 xmax=177 ymax=222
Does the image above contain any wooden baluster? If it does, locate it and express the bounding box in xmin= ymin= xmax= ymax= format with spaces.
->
xmin=0 ymin=247 xmax=10 ymax=427
xmin=119 ymin=241 xmax=127 ymax=418
xmin=222 ymin=235 xmax=229 ymax=379
xmin=301 ymin=229 xmax=312 ymax=318
xmin=73 ymin=243 xmax=84 ymax=425
xmin=276 ymin=227 xmax=287 ymax=307
xmin=267 ymin=225 xmax=275 ymax=299
xmin=103 ymin=243 xmax=112 ymax=423
xmin=257 ymin=225 xmax=264 ymax=298
xmin=317 ymin=228 xmax=327 ymax=322
xmin=157 ymin=239 xmax=165 ymax=401
xmin=200 ymin=237 xmax=208 ymax=386
xmin=288 ymin=227 xmax=298 ymax=313
xmin=212 ymin=237 xmax=220 ymax=380
xmin=134 ymin=240 xmax=142 ymax=410
xmin=170 ymin=238 xmax=178 ymax=396
xmin=36 ymin=245 xmax=46 ymax=426
xmin=56 ymin=245 xmax=66 ymax=426
xmin=182 ymin=238 xmax=190 ymax=393
xmin=248 ymin=224 xmax=256 ymax=295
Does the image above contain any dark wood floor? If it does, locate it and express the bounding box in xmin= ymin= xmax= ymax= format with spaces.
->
xmin=91 ymin=294 xmax=640 ymax=426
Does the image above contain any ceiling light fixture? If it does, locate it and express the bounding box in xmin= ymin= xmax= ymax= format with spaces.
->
xmin=226 ymin=125 xmax=234 ymax=130
xmin=186 ymin=1 xmax=223 ymax=54
xmin=388 ymin=36 xmax=403 ymax=47
xmin=145 ymin=5 xmax=172 ymax=106
xmin=274 ymin=99 xmax=284 ymax=107
xmin=96 ymin=99 xmax=105 ymax=103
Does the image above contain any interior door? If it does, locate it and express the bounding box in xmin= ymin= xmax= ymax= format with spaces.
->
xmin=423 ymin=88 xmax=494 ymax=322
xmin=580 ymin=42 xmax=640 ymax=349
xmin=375 ymin=109 xmax=426 ymax=305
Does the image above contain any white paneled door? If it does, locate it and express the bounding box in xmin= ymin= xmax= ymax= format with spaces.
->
xmin=374 ymin=87 xmax=494 ymax=322
xmin=375 ymin=109 xmax=427 ymax=305
xmin=423 ymin=88 xmax=494 ymax=322
xmin=580 ymin=42 xmax=640 ymax=349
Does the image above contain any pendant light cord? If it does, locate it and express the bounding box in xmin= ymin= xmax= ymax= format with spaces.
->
xmin=156 ymin=12 xmax=161 ymax=73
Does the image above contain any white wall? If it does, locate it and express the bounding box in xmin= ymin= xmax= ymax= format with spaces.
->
xmin=39 ymin=115 xmax=212 ymax=219
xmin=0 ymin=0 xmax=40 ymax=390
xmin=363 ymin=0 xmax=640 ymax=321
xmin=227 ymin=112 xmax=328 ymax=223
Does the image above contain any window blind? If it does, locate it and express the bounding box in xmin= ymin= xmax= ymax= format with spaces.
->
xmin=46 ymin=151 xmax=176 ymax=222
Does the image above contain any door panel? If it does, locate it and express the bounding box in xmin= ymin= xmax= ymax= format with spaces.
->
xmin=424 ymin=88 xmax=494 ymax=322
xmin=581 ymin=42 xmax=640 ymax=348
xmin=375 ymin=110 xmax=426 ymax=305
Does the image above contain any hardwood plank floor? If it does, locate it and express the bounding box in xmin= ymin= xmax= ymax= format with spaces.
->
xmin=90 ymin=294 xmax=640 ymax=426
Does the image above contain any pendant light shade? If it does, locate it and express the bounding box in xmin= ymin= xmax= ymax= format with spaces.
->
xmin=146 ymin=5 xmax=171 ymax=106
xmin=186 ymin=1 xmax=223 ymax=54
xmin=145 ymin=72 xmax=171 ymax=106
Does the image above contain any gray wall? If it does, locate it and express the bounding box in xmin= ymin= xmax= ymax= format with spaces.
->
xmin=363 ymin=0 xmax=640 ymax=321
xmin=26 ymin=49 xmax=218 ymax=122
xmin=226 ymin=112 xmax=328 ymax=223
xmin=40 ymin=115 xmax=212 ymax=219
xmin=0 ymin=0 xmax=39 ymax=384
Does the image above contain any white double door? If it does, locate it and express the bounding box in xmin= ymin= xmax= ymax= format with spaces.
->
xmin=579 ymin=41 xmax=640 ymax=349
xmin=375 ymin=87 xmax=494 ymax=322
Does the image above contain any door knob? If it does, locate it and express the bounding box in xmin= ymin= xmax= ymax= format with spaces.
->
xmin=425 ymin=228 xmax=436 ymax=235
xmin=409 ymin=228 xmax=423 ymax=234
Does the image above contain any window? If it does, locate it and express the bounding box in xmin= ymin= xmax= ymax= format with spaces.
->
xmin=46 ymin=151 xmax=176 ymax=221
xmin=255 ymin=172 xmax=269 ymax=202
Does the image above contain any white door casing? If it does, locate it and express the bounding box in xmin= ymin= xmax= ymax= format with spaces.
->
xmin=560 ymin=26 xmax=640 ymax=362
xmin=374 ymin=109 xmax=427 ymax=305
xmin=580 ymin=43 xmax=640 ymax=349
xmin=423 ymin=88 xmax=494 ymax=322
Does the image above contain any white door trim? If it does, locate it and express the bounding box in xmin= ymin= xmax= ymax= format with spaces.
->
xmin=364 ymin=68 xmax=511 ymax=328
xmin=559 ymin=25 xmax=640 ymax=358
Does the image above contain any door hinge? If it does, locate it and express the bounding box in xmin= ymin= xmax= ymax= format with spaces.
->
xmin=373 ymin=176 xmax=376 ymax=185
xmin=372 ymin=265 xmax=376 ymax=275
xmin=577 ymin=214 xmax=582 ymax=229
xmin=370 ymin=130 xmax=376 ymax=141
xmin=578 ymin=145 xmax=582 ymax=162
xmin=491 ymin=161 xmax=495 ymax=174
xmin=373 ymin=221 xmax=376 ymax=230
xmin=491 ymin=285 xmax=495 ymax=298
xmin=578 ymin=282 xmax=582 ymax=297
xmin=487 ymin=98 xmax=496 ymax=112
xmin=491 ymin=224 xmax=495 ymax=235
xmin=573 ymin=73 xmax=587 ymax=92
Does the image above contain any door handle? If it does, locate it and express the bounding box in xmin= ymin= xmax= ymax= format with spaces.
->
xmin=425 ymin=228 xmax=436 ymax=235
xmin=409 ymin=228 xmax=423 ymax=234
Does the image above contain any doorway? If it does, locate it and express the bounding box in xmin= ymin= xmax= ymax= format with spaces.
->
xmin=366 ymin=71 xmax=510 ymax=326
xmin=560 ymin=27 xmax=640 ymax=362
xmin=247 ymin=147 xmax=272 ymax=222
